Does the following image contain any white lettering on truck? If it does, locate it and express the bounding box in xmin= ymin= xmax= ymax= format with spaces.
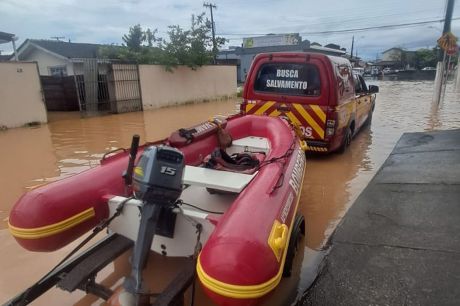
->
xmin=265 ymin=80 xmax=308 ymax=90
xmin=276 ymin=69 xmax=299 ymax=78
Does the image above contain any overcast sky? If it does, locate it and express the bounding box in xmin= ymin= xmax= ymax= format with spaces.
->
xmin=1 ymin=0 xmax=459 ymax=59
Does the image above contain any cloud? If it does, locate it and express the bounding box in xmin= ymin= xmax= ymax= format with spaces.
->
xmin=0 ymin=0 xmax=458 ymax=59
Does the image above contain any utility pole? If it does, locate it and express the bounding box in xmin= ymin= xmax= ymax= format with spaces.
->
xmin=203 ymin=2 xmax=217 ymax=63
xmin=433 ymin=0 xmax=456 ymax=102
xmin=350 ymin=35 xmax=354 ymax=60
xmin=443 ymin=0 xmax=455 ymax=34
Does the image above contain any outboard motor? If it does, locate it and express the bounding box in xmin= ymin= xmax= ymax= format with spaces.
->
xmin=123 ymin=145 xmax=185 ymax=305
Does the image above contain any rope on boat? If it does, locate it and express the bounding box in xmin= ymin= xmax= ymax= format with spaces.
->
xmin=175 ymin=199 xmax=225 ymax=215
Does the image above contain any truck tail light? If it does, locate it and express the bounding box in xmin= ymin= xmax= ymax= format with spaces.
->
xmin=326 ymin=119 xmax=336 ymax=128
xmin=326 ymin=118 xmax=336 ymax=137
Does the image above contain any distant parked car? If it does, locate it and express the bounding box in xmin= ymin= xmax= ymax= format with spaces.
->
xmin=422 ymin=67 xmax=436 ymax=71
xmin=383 ymin=67 xmax=393 ymax=74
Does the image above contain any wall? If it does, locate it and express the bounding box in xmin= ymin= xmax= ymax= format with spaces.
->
xmin=0 ymin=62 xmax=47 ymax=128
xmin=139 ymin=65 xmax=236 ymax=109
xmin=26 ymin=48 xmax=74 ymax=76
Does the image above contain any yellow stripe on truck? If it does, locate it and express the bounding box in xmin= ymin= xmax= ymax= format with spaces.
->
xmin=292 ymin=104 xmax=325 ymax=139
xmin=285 ymin=112 xmax=302 ymax=127
xmin=310 ymin=105 xmax=326 ymax=123
xmin=269 ymin=109 xmax=282 ymax=117
xmin=253 ymin=101 xmax=275 ymax=115
xmin=245 ymin=103 xmax=256 ymax=113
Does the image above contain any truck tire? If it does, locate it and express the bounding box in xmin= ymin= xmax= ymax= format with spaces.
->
xmin=337 ymin=126 xmax=352 ymax=154
xmin=364 ymin=103 xmax=374 ymax=126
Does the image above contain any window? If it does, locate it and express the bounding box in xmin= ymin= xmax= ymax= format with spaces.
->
xmin=49 ymin=66 xmax=67 ymax=77
xmin=254 ymin=63 xmax=321 ymax=96
xmin=353 ymin=74 xmax=368 ymax=94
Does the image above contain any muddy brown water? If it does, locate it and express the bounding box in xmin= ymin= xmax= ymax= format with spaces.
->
xmin=1 ymin=81 xmax=459 ymax=305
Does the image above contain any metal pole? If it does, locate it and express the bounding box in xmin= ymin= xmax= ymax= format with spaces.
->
xmin=350 ymin=36 xmax=354 ymax=60
xmin=433 ymin=0 xmax=455 ymax=104
xmin=443 ymin=0 xmax=455 ymax=34
xmin=12 ymin=37 xmax=18 ymax=61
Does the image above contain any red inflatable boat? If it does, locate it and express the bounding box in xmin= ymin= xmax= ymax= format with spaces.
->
xmin=8 ymin=114 xmax=306 ymax=306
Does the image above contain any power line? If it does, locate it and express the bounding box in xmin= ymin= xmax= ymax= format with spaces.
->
xmin=217 ymin=17 xmax=460 ymax=37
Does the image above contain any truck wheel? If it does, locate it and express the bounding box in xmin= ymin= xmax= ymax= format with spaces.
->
xmin=337 ymin=127 xmax=352 ymax=154
xmin=365 ymin=105 xmax=374 ymax=126
xmin=283 ymin=214 xmax=305 ymax=277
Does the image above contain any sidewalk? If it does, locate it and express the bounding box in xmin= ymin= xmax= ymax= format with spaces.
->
xmin=301 ymin=129 xmax=460 ymax=306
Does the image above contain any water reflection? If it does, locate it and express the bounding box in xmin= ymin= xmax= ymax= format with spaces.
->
xmin=302 ymin=125 xmax=373 ymax=249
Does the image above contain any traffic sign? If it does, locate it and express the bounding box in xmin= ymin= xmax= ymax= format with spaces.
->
xmin=446 ymin=44 xmax=459 ymax=55
xmin=438 ymin=32 xmax=458 ymax=52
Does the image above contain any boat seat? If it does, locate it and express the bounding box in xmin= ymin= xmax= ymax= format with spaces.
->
xmin=183 ymin=165 xmax=256 ymax=193
xmin=227 ymin=136 xmax=270 ymax=154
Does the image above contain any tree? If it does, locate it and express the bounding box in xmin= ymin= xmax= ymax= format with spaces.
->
xmin=100 ymin=13 xmax=227 ymax=70
xmin=122 ymin=24 xmax=145 ymax=52
xmin=414 ymin=48 xmax=437 ymax=69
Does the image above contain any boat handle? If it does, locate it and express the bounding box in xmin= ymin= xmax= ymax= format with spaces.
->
xmin=274 ymin=224 xmax=288 ymax=249
xmin=102 ymin=148 xmax=127 ymax=160
xmin=268 ymin=221 xmax=289 ymax=262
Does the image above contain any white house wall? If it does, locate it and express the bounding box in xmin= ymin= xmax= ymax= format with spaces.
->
xmin=139 ymin=65 xmax=237 ymax=110
xmin=0 ymin=62 xmax=47 ymax=128
xmin=26 ymin=48 xmax=74 ymax=76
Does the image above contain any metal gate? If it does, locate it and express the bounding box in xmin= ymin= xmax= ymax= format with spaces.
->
xmin=107 ymin=64 xmax=143 ymax=113
xmin=41 ymin=76 xmax=79 ymax=111
xmin=74 ymin=60 xmax=142 ymax=115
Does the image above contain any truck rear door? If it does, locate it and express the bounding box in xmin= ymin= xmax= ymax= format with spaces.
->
xmin=243 ymin=56 xmax=330 ymax=141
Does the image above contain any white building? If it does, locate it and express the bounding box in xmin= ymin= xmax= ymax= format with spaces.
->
xmin=13 ymin=39 xmax=103 ymax=76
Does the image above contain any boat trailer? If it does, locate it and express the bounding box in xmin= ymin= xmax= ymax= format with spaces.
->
xmin=3 ymin=232 xmax=197 ymax=306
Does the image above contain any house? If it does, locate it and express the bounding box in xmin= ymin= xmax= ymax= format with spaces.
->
xmin=217 ymin=34 xmax=346 ymax=83
xmin=0 ymin=31 xmax=18 ymax=60
xmin=13 ymin=39 xmax=104 ymax=76
xmin=0 ymin=55 xmax=11 ymax=62
xmin=379 ymin=47 xmax=417 ymax=70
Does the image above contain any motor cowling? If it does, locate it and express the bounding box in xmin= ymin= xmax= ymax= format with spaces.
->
xmin=132 ymin=146 xmax=185 ymax=205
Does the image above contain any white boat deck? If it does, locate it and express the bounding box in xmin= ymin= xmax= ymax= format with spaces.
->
xmin=182 ymin=136 xmax=270 ymax=193
xmin=183 ymin=166 xmax=256 ymax=193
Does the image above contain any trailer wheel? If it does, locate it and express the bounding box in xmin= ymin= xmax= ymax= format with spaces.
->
xmin=283 ymin=214 xmax=305 ymax=277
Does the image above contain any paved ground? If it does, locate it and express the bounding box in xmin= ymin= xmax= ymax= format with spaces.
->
xmin=301 ymin=129 xmax=460 ymax=306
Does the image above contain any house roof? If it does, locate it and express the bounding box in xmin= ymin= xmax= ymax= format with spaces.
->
xmin=382 ymin=47 xmax=403 ymax=54
xmin=0 ymin=31 xmax=15 ymax=44
xmin=18 ymin=39 xmax=102 ymax=59
xmin=0 ymin=54 xmax=11 ymax=61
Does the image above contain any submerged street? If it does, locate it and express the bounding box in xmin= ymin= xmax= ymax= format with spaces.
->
xmin=1 ymin=80 xmax=459 ymax=305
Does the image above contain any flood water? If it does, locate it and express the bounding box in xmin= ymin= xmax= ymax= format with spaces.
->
xmin=1 ymin=81 xmax=459 ymax=305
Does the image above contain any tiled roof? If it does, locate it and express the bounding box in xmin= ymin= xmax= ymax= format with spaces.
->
xmin=28 ymin=39 xmax=101 ymax=58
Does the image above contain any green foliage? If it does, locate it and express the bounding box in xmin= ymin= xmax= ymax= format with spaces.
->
xmin=414 ymin=48 xmax=438 ymax=69
xmin=100 ymin=13 xmax=227 ymax=71
xmin=122 ymin=24 xmax=145 ymax=52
